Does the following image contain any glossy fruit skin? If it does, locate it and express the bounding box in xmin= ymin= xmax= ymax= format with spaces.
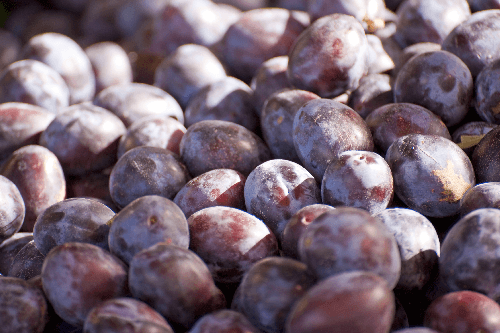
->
xmin=424 ymin=290 xmax=500 ymax=333
xmin=288 ymin=14 xmax=369 ymax=98
xmin=22 ymin=32 xmax=95 ymax=104
xmin=452 ymin=121 xmax=497 ymax=157
xmin=173 ymin=168 xmax=246 ymax=219
xmin=365 ymin=103 xmax=451 ymax=153
xmin=394 ymin=50 xmax=473 ymax=127
xmin=109 ymin=146 xmax=191 ymax=209
xmin=108 ymin=195 xmax=189 ymax=265
xmin=260 ymin=89 xmax=320 ymax=163
xmin=472 ymin=125 xmax=500 ymax=183
xmin=128 ymin=243 xmax=226 ymax=330
xmin=0 ymin=59 xmax=70 ymax=113
xmin=281 ymin=204 xmax=336 ymax=259
xmin=189 ymin=309 xmax=261 ymax=333
xmin=231 ymin=256 xmax=316 ymax=333
xmin=385 ymin=134 xmax=475 ymax=218
xmin=460 ymin=182 xmax=500 ymax=216
xmin=0 ymin=175 xmax=25 ymax=243
xmin=1 ymin=145 xmax=66 ymax=232
xmin=244 ymin=159 xmax=321 ymax=239
xmin=374 ymin=208 xmax=440 ymax=291
xmin=442 ymin=9 xmax=500 ymax=77
xmin=285 ymin=270 xmax=395 ymax=333
xmin=41 ymin=242 xmax=128 ymax=327
xmin=7 ymin=240 xmax=44 ymax=280
xmin=440 ymin=208 xmax=500 ymax=302
xmin=39 ymin=103 xmax=126 ymax=176
xmin=475 ymin=59 xmax=500 ymax=124
xmin=179 ymin=120 xmax=271 ymax=177
xmin=292 ymin=99 xmax=374 ymax=181
xmin=220 ymin=8 xmax=309 ymax=82
xmin=83 ymin=297 xmax=174 ymax=333
xmin=188 ymin=206 xmax=279 ymax=284
xmin=298 ymin=207 xmax=401 ymax=288
xmin=94 ymin=82 xmax=184 ymax=127
xmin=0 ymin=276 xmax=49 ymax=333
xmin=322 ymin=150 xmax=393 ymax=214
xmin=0 ymin=233 xmax=33 ymax=276
xmin=33 ymin=197 xmax=115 ymax=256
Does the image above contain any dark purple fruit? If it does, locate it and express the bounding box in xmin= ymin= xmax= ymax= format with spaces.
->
xmin=452 ymin=121 xmax=497 ymax=157
xmin=460 ymin=182 xmax=500 ymax=216
xmin=0 ymin=232 xmax=33 ymax=276
xmin=7 ymin=240 xmax=44 ymax=280
xmin=0 ymin=175 xmax=25 ymax=243
xmin=347 ymin=73 xmax=393 ymax=119
xmin=189 ymin=309 xmax=260 ymax=333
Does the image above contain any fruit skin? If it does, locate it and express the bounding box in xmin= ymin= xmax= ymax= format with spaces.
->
xmin=285 ymin=270 xmax=395 ymax=333
xmin=7 ymin=240 xmax=44 ymax=280
xmin=475 ymin=59 xmax=500 ymax=124
xmin=287 ymin=13 xmax=369 ymax=98
xmin=460 ymin=182 xmax=500 ymax=216
xmin=189 ymin=309 xmax=261 ymax=333
xmin=385 ymin=134 xmax=475 ymax=218
xmin=0 ymin=175 xmax=25 ymax=243
xmin=472 ymin=125 xmax=500 ymax=183
xmin=452 ymin=121 xmax=497 ymax=157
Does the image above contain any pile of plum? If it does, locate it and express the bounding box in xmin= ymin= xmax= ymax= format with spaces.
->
xmin=2 ymin=0 xmax=500 ymax=332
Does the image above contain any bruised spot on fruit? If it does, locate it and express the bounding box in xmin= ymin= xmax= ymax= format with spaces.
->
xmin=431 ymin=160 xmax=472 ymax=202
xmin=439 ymin=74 xmax=456 ymax=93
xmin=148 ymin=215 xmax=157 ymax=226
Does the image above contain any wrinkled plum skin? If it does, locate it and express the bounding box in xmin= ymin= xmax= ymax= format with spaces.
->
xmin=281 ymin=204 xmax=335 ymax=259
xmin=424 ymin=291 xmax=500 ymax=333
xmin=347 ymin=74 xmax=393 ymax=119
xmin=385 ymin=134 xmax=475 ymax=218
xmin=394 ymin=51 xmax=473 ymax=127
xmin=41 ymin=242 xmax=129 ymax=327
xmin=460 ymin=182 xmax=500 ymax=216
xmin=83 ymin=297 xmax=173 ymax=333
xmin=128 ymin=243 xmax=226 ymax=330
xmin=321 ymin=151 xmax=393 ymax=214
xmin=94 ymin=82 xmax=184 ymax=127
xmin=0 ymin=175 xmax=25 ymax=243
xmin=39 ymin=103 xmax=126 ymax=176
xmin=0 ymin=233 xmax=33 ymax=275
xmin=0 ymin=102 xmax=55 ymax=163
xmin=173 ymin=169 xmax=246 ymax=219
xmin=232 ymin=256 xmax=316 ymax=333
xmin=452 ymin=121 xmax=497 ymax=157
xmin=190 ymin=309 xmax=260 ymax=333
xmin=108 ymin=195 xmax=189 ymax=265
xmin=244 ymin=159 xmax=321 ymax=239
xmin=365 ymin=103 xmax=451 ymax=153
xmin=185 ymin=76 xmax=259 ymax=132
xmin=374 ymin=208 xmax=440 ymax=291
xmin=440 ymin=208 xmax=500 ymax=302
xmin=220 ymin=8 xmax=309 ymax=82
xmin=117 ymin=115 xmax=186 ymax=158
xmin=109 ymin=146 xmax=191 ymax=209
xmin=0 ymin=276 xmax=49 ymax=333
xmin=293 ymin=99 xmax=374 ymax=181
xmin=298 ymin=207 xmax=401 ymax=288
xmin=188 ymin=206 xmax=279 ymax=284
xmin=7 ymin=240 xmax=44 ymax=280
xmin=1 ymin=145 xmax=66 ymax=232
xmin=475 ymin=59 xmax=500 ymax=124
xmin=472 ymin=126 xmax=500 ymax=183
xmin=260 ymin=89 xmax=320 ymax=163
xmin=22 ymin=32 xmax=95 ymax=104
xmin=442 ymin=10 xmax=500 ymax=77
xmin=179 ymin=120 xmax=271 ymax=177
xmin=0 ymin=59 xmax=70 ymax=113
xmin=287 ymin=14 xmax=369 ymax=98
xmin=33 ymin=197 xmax=115 ymax=256
xmin=285 ymin=271 xmax=395 ymax=333
xmin=154 ymin=44 xmax=227 ymax=109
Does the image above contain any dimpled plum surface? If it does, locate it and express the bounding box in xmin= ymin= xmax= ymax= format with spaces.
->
xmin=321 ymin=150 xmax=393 ymax=214
xmin=174 ymin=168 xmax=246 ymax=219
xmin=287 ymin=13 xmax=369 ymax=98
xmin=0 ymin=175 xmax=25 ymax=243
xmin=189 ymin=309 xmax=260 ymax=333
xmin=83 ymin=297 xmax=174 ymax=333
xmin=128 ymin=243 xmax=226 ymax=330
xmin=187 ymin=206 xmax=279 ymax=284
xmin=292 ymin=98 xmax=374 ymax=181
xmin=108 ymin=195 xmax=189 ymax=264
xmin=285 ymin=271 xmax=395 ymax=333
xmin=33 ymin=197 xmax=115 ymax=256
xmin=440 ymin=208 xmax=500 ymax=302
xmin=179 ymin=120 xmax=271 ymax=177
xmin=374 ymin=208 xmax=440 ymax=291
xmin=244 ymin=159 xmax=321 ymax=239
xmin=41 ymin=242 xmax=128 ymax=327
xmin=1 ymin=145 xmax=66 ymax=232
xmin=385 ymin=134 xmax=475 ymax=218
